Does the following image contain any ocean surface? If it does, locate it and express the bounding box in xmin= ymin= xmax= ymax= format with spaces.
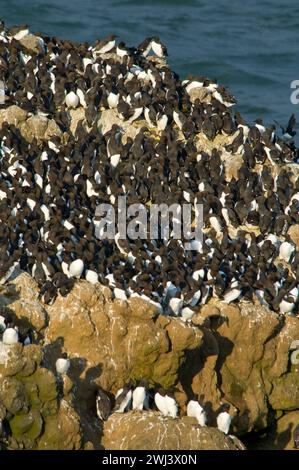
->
xmin=1 ymin=0 xmax=299 ymax=134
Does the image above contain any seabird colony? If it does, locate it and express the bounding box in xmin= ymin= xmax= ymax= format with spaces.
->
xmin=96 ymin=379 xmax=231 ymax=435
xmin=0 ymin=22 xmax=298 ymax=316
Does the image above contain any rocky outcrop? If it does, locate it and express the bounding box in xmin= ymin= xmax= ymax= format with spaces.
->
xmin=266 ymin=411 xmax=299 ymax=450
xmin=0 ymin=272 xmax=298 ymax=449
xmin=19 ymin=34 xmax=45 ymax=54
xmin=0 ymin=28 xmax=298 ymax=451
xmin=0 ymin=105 xmax=62 ymax=143
xmin=245 ymin=411 xmax=299 ymax=450
xmin=1 ymin=273 xmax=204 ymax=449
xmin=189 ymin=302 xmax=299 ymax=436
xmin=102 ymin=412 xmax=245 ymax=450
xmin=5 ymin=273 xmax=203 ymax=393
xmin=0 ymin=342 xmax=82 ymax=450
xmin=0 ymin=105 xmax=27 ymax=128
xmin=19 ymin=114 xmax=61 ymax=143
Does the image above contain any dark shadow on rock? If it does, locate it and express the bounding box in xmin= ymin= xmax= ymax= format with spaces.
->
xmin=179 ymin=325 xmax=219 ymax=399
xmin=42 ymin=339 xmax=107 ymax=448
xmin=68 ymin=360 xmax=104 ymax=449
xmin=0 ymin=417 xmax=13 ymax=450
xmin=276 ymin=422 xmax=293 ymax=449
xmin=204 ymin=400 xmax=216 ymax=427
xmin=214 ymin=330 xmax=234 ymax=393
xmin=264 ymin=315 xmax=285 ymax=345
xmin=242 ymin=414 xmax=293 ymax=450
xmin=233 ymin=407 xmax=251 ymax=435
xmin=204 ymin=314 xmax=229 ymax=330
xmin=0 ymin=283 xmax=20 ymax=308
xmin=178 ymin=329 xmax=207 ymax=400
xmin=205 ymin=315 xmax=234 ymax=395
xmin=0 ymin=305 xmax=43 ymax=347
xmin=42 ymin=336 xmax=64 ymax=370
xmin=0 ymin=282 xmax=46 ymax=342
xmin=42 ymin=336 xmax=65 ymax=404
xmin=179 ymin=318 xmax=234 ymax=402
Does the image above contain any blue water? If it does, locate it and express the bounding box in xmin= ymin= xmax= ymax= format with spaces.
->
xmin=1 ymin=0 xmax=299 ymax=131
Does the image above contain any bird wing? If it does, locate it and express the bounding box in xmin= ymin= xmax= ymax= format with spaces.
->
xmin=96 ymin=392 xmax=111 ymax=419
xmin=113 ymin=389 xmax=128 ymax=411
xmin=286 ymin=113 xmax=296 ymax=134
xmin=274 ymin=120 xmax=285 ymax=134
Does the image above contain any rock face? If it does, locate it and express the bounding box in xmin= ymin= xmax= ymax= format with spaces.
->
xmin=189 ymin=302 xmax=299 ymax=435
xmin=0 ymin=272 xmax=298 ymax=450
xmin=245 ymin=411 xmax=299 ymax=450
xmin=102 ymin=412 xmax=245 ymax=450
xmin=0 ymin=28 xmax=298 ymax=451
xmin=0 ymin=273 xmax=204 ymax=449
xmin=0 ymin=105 xmax=62 ymax=143
xmin=45 ymin=279 xmax=203 ymax=392
xmin=0 ymin=342 xmax=82 ymax=450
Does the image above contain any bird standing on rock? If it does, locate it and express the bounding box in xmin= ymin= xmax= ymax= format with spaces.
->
xmin=2 ymin=325 xmax=18 ymax=345
xmin=96 ymin=388 xmax=111 ymax=421
xmin=154 ymin=388 xmax=178 ymax=418
xmin=0 ymin=311 xmax=12 ymax=334
xmin=55 ymin=352 xmax=70 ymax=375
xmin=69 ymin=259 xmax=84 ymax=279
xmin=154 ymin=388 xmax=168 ymax=417
xmin=165 ymin=390 xmax=178 ymax=418
xmin=275 ymin=114 xmax=296 ymax=142
xmin=187 ymin=394 xmax=207 ymax=426
xmin=113 ymin=382 xmax=133 ymax=413
xmin=132 ymin=378 xmax=149 ymax=411
xmin=216 ymin=403 xmax=231 ymax=434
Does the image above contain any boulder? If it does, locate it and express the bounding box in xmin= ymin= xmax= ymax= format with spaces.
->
xmin=0 ymin=335 xmax=83 ymax=450
xmin=102 ymin=411 xmax=245 ymax=450
xmin=44 ymin=281 xmax=203 ymax=393
xmin=19 ymin=34 xmax=45 ymax=54
xmin=187 ymin=301 xmax=299 ymax=434
xmin=20 ymin=115 xmax=61 ymax=143
xmin=0 ymin=105 xmax=27 ymax=127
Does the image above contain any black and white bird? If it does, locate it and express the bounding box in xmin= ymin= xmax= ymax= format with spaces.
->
xmin=154 ymin=388 xmax=168 ymax=417
xmin=94 ymin=35 xmax=117 ymax=54
xmin=96 ymin=388 xmax=111 ymax=421
xmin=216 ymin=403 xmax=231 ymax=434
xmin=113 ymin=382 xmax=133 ymax=413
xmin=132 ymin=378 xmax=149 ymax=411
xmin=138 ymin=37 xmax=168 ymax=58
xmin=0 ymin=315 xmax=6 ymax=333
xmin=20 ymin=328 xmax=33 ymax=345
xmin=2 ymin=325 xmax=19 ymax=345
xmin=186 ymin=394 xmax=207 ymax=426
xmin=0 ymin=311 xmax=12 ymax=334
xmin=65 ymin=91 xmax=79 ymax=109
xmin=69 ymin=259 xmax=84 ymax=278
xmin=254 ymin=118 xmax=266 ymax=135
xmin=8 ymin=24 xmax=29 ymax=40
xmin=150 ymin=37 xmax=168 ymax=58
xmin=165 ymin=390 xmax=178 ymax=418
xmin=55 ymin=352 xmax=70 ymax=375
xmin=275 ymin=114 xmax=296 ymax=142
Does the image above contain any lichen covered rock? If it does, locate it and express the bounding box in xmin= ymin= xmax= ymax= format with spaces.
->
xmin=1 ymin=277 xmax=299 ymax=449
xmin=102 ymin=411 xmax=245 ymax=450
xmin=0 ymin=338 xmax=82 ymax=449
xmin=44 ymin=281 xmax=203 ymax=392
xmin=187 ymin=301 xmax=299 ymax=434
